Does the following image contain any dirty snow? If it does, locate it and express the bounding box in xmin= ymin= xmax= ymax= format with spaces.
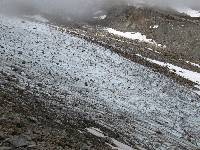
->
xmin=0 ymin=15 xmax=200 ymax=149
xmin=106 ymin=28 xmax=164 ymax=47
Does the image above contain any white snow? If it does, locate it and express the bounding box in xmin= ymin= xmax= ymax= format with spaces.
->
xmin=186 ymin=61 xmax=200 ymax=68
xmin=86 ymin=127 xmax=105 ymax=138
xmin=153 ymin=25 xmax=159 ymax=29
xmin=93 ymin=15 xmax=107 ymax=20
xmin=176 ymin=8 xmax=200 ymax=17
xmin=150 ymin=25 xmax=159 ymax=29
xmin=106 ymin=28 xmax=164 ymax=47
xmin=136 ymin=54 xmax=200 ymax=85
xmin=99 ymin=15 xmax=107 ymax=20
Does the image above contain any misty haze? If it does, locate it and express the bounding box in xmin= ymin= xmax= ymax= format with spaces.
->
xmin=1 ymin=0 xmax=200 ymax=19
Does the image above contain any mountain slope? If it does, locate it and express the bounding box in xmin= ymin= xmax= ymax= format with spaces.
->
xmin=0 ymin=15 xmax=200 ymax=149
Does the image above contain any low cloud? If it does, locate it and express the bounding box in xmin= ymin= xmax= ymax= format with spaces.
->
xmin=0 ymin=0 xmax=200 ymax=20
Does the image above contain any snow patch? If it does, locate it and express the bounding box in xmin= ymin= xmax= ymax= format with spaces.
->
xmin=176 ymin=8 xmax=200 ymax=17
xmin=86 ymin=127 xmax=105 ymax=138
xmin=93 ymin=15 xmax=107 ymax=20
xmin=99 ymin=15 xmax=107 ymax=20
xmin=105 ymin=28 xmax=164 ymax=48
xmin=86 ymin=127 xmax=133 ymax=150
xmin=150 ymin=25 xmax=159 ymax=29
xmin=186 ymin=61 xmax=200 ymax=68
xmin=136 ymin=54 xmax=200 ymax=85
xmin=93 ymin=10 xmax=107 ymax=20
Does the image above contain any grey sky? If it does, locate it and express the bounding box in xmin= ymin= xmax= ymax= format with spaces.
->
xmin=0 ymin=0 xmax=200 ymax=19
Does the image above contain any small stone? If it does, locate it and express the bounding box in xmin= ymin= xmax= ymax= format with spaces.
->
xmin=156 ymin=130 xmax=162 ymax=135
xmin=28 ymin=117 xmax=38 ymax=123
xmin=37 ymin=83 xmax=42 ymax=87
xmin=0 ymin=80 xmax=8 ymax=86
xmin=16 ymin=122 xmax=25 ymax=128
xmin=12 ymin=67 xmax=18 ymax=72
xmin=18 ymin=51 xmax=23 ymax=55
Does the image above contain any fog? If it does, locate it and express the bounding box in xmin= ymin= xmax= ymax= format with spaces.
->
xmin=0 ymin=0 xmax=200 ymax=20
xmin=130 ymin=0 xmax=200 ymax=9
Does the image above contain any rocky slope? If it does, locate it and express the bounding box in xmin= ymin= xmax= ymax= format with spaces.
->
xmin=98 ymin=6 xmax=200 ymax=62
xmin=0 ymin=12 xmax=200 ymax=150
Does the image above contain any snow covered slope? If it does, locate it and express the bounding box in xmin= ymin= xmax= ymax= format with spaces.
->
xmin=0 ymin=15 xmax=200 ymax=149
